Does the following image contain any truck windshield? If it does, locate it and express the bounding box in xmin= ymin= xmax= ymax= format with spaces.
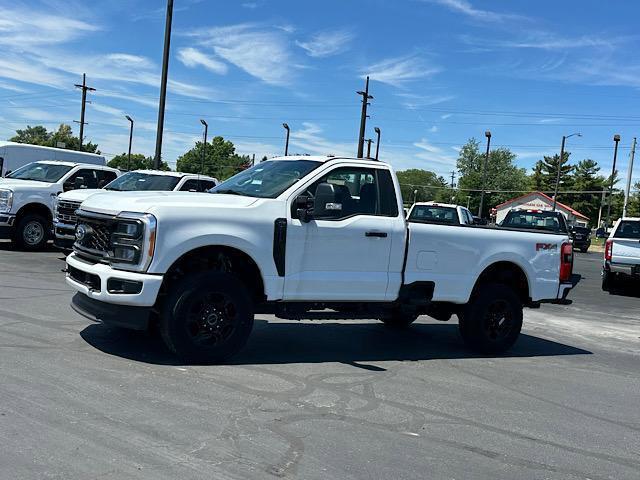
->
xmin=614 ymin=220 xmax=640 ymax=239
xmin=104 ymin=172 xmax=180 ymax=191
xmin=503 ymin=211 xmax=566 ymax=233
xmin=210 ymin=160 xmax=321 ymax=198
xmin=409 ymin=205 xmax=458 ymax=225
xmin=6 ymin=162 xmax=73 ymax=183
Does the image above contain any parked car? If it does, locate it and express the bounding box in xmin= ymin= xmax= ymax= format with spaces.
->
xmin=595 ymin=227 xmax=607 ymax=238
xmin=65 ymin=156 xmax=574 ymax=363
xmin=0 ymin=161 xmax=119 ymax=250
xmin=602 ymin=218 xmax=640 ymax=291
xmin=0 ymin=141 xmax=105 ymax=176
xmin=570 ymin=226 xmax=592 ymax=252
xmin=499 ymin=209 xmax=569 ymax=234
xmin=53 ymin=170 xmax=218 ymax=249
xmin=407 ymin=202 xmax=476 ymax=225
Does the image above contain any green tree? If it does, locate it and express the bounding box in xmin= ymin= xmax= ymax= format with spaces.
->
xmin=107 ymin=153 xmax=170 ymax=171
xmin=176 ymin=136 xmax=251 ymax=180
xmin=539 ymin=151 xmax=573 ymax=193
xmin=457 ymin=138 xmax=529 ymax=216
xmin=9 ymin=123 xmax=99 ymax=153
xmin=565 ymin=159 xmax=604 ymax=225
xmin=396 ymin=169 xmax=450 ymax=205
xmin=529 ymin=160 xmax=545 ymax=191
xmin=626 ymin=181 xmax=640 ymax=217
xmin=10 ymin=125 xmax=51 ymax=145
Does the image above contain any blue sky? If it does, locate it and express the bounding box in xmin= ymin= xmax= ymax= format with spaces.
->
xmin=0 ymin=0 xmax=639 ymax=186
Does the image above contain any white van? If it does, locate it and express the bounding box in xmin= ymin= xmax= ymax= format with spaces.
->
xmin=0 ymin=142 xmax=106 ymax=176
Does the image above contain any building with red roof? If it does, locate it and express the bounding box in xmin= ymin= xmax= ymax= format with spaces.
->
xmin=493 ymin=192 xmax=590 ymax=227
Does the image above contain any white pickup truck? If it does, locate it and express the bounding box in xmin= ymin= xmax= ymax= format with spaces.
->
xmin=65 ymin=156 xmax=575 ymax=363
xmin=408 ymin=201 xmax=476 ymax=225
xmin=602 ymin=217 xmax=640 ymax=291
xmin=0 ymin=160 xmax=119 ymax=250
xmin=54 ymin=170 xmax=218 ymax=249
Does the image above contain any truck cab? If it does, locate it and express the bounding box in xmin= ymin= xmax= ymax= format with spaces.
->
xmin=407 ymin=201 xmax=476 ymax=225
xmin=0 ymin=161 xmax=119 ymax=250
xmin=602 ymin=218 xmax=640 ymax=291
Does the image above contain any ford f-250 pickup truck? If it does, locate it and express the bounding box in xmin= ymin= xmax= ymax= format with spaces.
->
xmin=65 ymin=156 xmax=574 ymax=363
xmin=602 ymin=217 xmax=640 ymax=291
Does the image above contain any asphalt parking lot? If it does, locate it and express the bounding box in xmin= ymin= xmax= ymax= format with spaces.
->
xmin=1 ymin=242 xmax=638 ymax=480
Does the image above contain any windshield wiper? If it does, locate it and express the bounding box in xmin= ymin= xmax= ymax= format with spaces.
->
xmin=211 ymin=189 xmax=250 ymax=196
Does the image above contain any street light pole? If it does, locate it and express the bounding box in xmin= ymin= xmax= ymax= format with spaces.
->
xmin=606 ymin=134 xmax=621 ymax=227
xmin=553 ymin=132 xmax=581 ymax=211
xmin=374 ymin=127 xmax=381 ymax=161
xmin=413 ymin=189 xmax=418 ymax=204
xmin=366 ymin=139 xmax=373 ymax=159
xmin=282 ymin=123 xmax=290 ymax=156
xmin=356 ymin=76 xmax=373 ymax=158
xmin=478 ymin=131 xmax=491 ymax=217
xmin=199 ymin=119 xmax=208 ymax=190
xmin=125 ymin=115 xmax=134 ymax=171
xmin=153 ymin=0 xmax=174 ymax=169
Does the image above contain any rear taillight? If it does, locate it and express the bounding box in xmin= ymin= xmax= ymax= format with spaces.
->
xmin=560 ymin=242 xmax=573 ymax=282
xmin=604 ymin=239 xmax=613 ymax=261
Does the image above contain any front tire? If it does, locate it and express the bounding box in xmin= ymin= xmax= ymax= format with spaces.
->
xmin=13 ymin=214 xmax=49 ymax=251
xmin=458 ymin=283 xmax=523 ymax=354
xmin=159 ymin=271 xmax=254 ymax=363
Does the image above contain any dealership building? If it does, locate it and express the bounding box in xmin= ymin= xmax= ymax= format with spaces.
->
xmin=493 ymin=192 xmax=590 ymax=227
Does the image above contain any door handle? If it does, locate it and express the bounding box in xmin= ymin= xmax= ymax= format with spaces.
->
xmin=365 ymin=231 xmax=388 ymax=238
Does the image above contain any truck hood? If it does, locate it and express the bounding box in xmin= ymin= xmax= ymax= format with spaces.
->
xmin=58 ymin=188 xmax=103 ymax=202
xmin=79 ymin=191 xmax=259 ymax=215
xmin=0 ymin=178 xmax=55 ymax=191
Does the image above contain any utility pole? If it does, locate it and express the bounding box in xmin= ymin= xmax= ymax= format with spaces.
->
xmin=199 ymin=119 xmax=208 ymax=191
xmin=252 ymin=154 xmax=256 ymax=166
xmin=606 ymin=134 xmax=621 ymax=228
xmin=478 ymin=130 xmax=491 ymax=217
xmin=623 ymin=137 xmax=636 ymax=218
xmin=282 ymin=123 xmax=290 ymax=156
xmin=552 ymin=132 xmax=581 ymax=211
xmin=450 ymin=171 xmax=456 ymax=189
xmin=366 ymin=139 xmax=373 ymax=159
xmin=154 ymin=0 xmax=174 ymax=169
xmin=74 ymin=73 xmax=95 ymax=151
xmin=597 ymin=189 xmax=606 ymax=227
xmin=356 ymin=76 xmax=373 ymax=158
xmin=125 ymin=115 xmax=134 ymax=171
xmin=374 ymin=127 xmax=381 ymax=161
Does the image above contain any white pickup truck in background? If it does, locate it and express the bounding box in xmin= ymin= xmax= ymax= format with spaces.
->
xmin=54 ymin=170 xmax=218 ymax=249
xmin=602 ymin=218 xmax=640 ymax=291
xmin=0 ymin=160 xmax=119 ymax=250
xmin=64 ymin=156 xmax=575 ymax=363
xmin=408 ymin=201 xmax=476 ymax=225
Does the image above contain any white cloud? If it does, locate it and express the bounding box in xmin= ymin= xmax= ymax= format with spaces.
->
xmin=177 ymin=47 xmax=228 ymax=74
xmin=189 ymin=24 xmax=295 ymax=86
xmin=413 ymin=138 xmax=457 ymax=170
xmin=395 ymin=92 xmax=455 ymax=109
xmin=427 ymin=0 xmax=524 ymax=23
xmin=429 ymin=126 xmax=438 ymax=133
xmin=296 ymin=29 xmax=354 ymax=58
xmin=290 ymin=122 xmax=355 ymax=157
xmin=441 ymin=113 xmax=453 ymax=119
xmin=364 ymin=55 xmax=441 ymax=87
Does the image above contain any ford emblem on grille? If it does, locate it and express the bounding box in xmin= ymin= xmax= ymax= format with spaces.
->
xmin=75 ymin=224 xmax=92 ymax=241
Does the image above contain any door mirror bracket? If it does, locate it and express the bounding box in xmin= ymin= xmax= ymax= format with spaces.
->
xmin=295 ymin=194 xmax=314 ymax=223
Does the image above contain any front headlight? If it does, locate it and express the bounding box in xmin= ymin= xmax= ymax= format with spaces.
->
xmin=109 ymin=212 xmax=157 ymax=272
xmin=0 ymin=189 xmax=13 ymax=213
xmin=52 ymin=196 xmax=59 ymax=221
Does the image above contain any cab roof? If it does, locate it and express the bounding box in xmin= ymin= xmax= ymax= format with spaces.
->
xmin=413 ymin=201 xmax=461 ymax=209
xmin=269 ymin=155 xmax=389 ymax=167
xmin=34 ymin=160 xmax=115 ymax=169
xmin=132 ymin=170 xmax=216 ymax=180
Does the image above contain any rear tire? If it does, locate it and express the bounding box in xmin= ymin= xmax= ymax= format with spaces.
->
xmin=13 ymin=214 xmax=49 ymax=251
xmin=160 ymin=271 xmax=254 ymax=364
xmin=580 ymin=246 xmax=589 ymax=253
xmin=458 ymin=283 xmax=523 ymax=354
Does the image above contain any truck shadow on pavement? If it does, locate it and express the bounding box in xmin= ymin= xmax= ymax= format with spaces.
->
xmin=80 ymin=318 xmax=592 ymax=368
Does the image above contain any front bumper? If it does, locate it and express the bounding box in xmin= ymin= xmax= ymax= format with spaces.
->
xmin=0 ymin=214 xmax=16 ymax=238
xmin=71 ymin=292 xmax=151 ymax=330
xmin=65 ymin=252 xmax=164 ymax=307
xmin=53 ymin=221 xmax=75 ymax=249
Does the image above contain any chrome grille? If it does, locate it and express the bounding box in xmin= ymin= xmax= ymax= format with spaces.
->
xmin=57 ymin=200 xmax=82 ymax=224
xmin=74 ymin=211 xmax=115 ymax=262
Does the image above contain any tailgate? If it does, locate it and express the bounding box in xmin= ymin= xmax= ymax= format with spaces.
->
xmin=612 ymin=239 xmax=640 ymax=265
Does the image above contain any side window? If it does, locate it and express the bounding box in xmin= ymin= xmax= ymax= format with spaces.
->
xmin=203 ymin=180 xmax=216 ymax=190
xmin=300 ymin=166 xmax=398 ymax=220
xmin=180 ymin=179 xmax=199 ymax=191
xmin=97 ymin=170 xmax=118 ymax=188
xmin=66 ymin=169 xmax=98 ymax=190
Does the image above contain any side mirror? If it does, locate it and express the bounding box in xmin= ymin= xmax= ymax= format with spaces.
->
xmin=473 ymin=216 xmax=487 ymax=225
xmin=313 ymin=182 xmax=342 ymax=218
xmin=295 ymin=194 xmax=313 ymax=223
xmin=65 ymin=176 xmax=86 ymax=191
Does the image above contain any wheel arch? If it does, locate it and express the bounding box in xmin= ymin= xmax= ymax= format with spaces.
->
xmin=15 ymin=202 xmax=53 ymax=223
xmin=471 ymin=261 xmax=530 ymax=304
xmin=159 ymin=245 xmax=266 ymax=304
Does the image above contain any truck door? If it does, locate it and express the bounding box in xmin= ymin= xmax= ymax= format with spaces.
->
xmin=284 ymin=165 xmax=404 ymax=301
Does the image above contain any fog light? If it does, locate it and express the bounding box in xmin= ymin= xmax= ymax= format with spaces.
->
xmin=107 ymin=278 xmax=143 ymax=294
